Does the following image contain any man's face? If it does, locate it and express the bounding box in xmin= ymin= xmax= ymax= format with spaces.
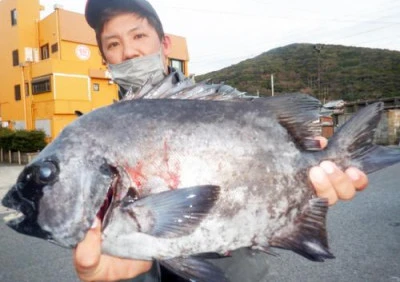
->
xmin=100 ymin=13 xmax=170 ymax=69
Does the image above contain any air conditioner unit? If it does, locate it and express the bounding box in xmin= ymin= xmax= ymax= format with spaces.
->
xmin=25 ymin=47 xmax=33 ymax=62
xmin=54 ymin=4 xmax=64 ymax=10
xmin=33 ymin=48 xmax=39 ymax=62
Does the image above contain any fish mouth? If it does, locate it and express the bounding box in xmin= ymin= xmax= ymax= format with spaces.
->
xmin=2 ymin=184 xmax=53 ymax=242
xmin=3 ymin=211 xmax=54 ymax=241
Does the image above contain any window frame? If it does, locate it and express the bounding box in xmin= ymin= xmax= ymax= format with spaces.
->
xmin=14 ymin=84 xmax=21 ymax=101
xmin=11 ymin=9 xmax=17 ymax=26
xmin=32 ymin=77 xmax=51 ymax=95
xmin=51 ymin=43 xmax=58 ymax=54
xmin=169 ymin=59 xmax=185 ymax=74
xmin=93 ymin=83 xmax=100 ymax=92
xmin=40 ymin=44 xmax=50 ymax=60
xmin=12 ymin=49 xmax=19 ymax=66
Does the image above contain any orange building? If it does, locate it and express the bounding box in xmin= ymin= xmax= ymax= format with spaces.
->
xmin=0 ymin=0 xmax=189 ymax=141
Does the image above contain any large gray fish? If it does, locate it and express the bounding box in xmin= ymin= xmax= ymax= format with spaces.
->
xmin=2 ymin=73 xmax=400 ymax=282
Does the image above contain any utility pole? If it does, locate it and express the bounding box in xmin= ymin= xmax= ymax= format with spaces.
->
xmin=271 ymin=74 xmax=274 ymax=97
xmin=20 ymin=63 xmax=28 ymax=130
xmin=314 ymin=44 xmax=323 ymax=100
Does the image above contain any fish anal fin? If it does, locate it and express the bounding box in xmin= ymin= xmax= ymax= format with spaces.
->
xmin=192 ymin=252 xmax=230 ymax=259
xmin=160 ymin=257 xmax=229 ymax=282
xmin=251 ymin=244 xmax=279 ymax=257
xmin=269 ymin=197 xmax=334 ymax=262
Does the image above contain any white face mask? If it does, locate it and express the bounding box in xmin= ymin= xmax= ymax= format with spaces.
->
xmin=108 ymin=49 xmax=166 ymax=93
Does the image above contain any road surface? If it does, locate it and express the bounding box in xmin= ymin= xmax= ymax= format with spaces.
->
xmin=1 ymin=163 xmax=399 ymax=282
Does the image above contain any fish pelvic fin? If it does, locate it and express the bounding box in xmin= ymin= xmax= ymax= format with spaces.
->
xmin=121 ymin=185 xmax=220 ymax=238
xmin=160 ymin=256 xmax=229 ymax=282
xmin=269 ymin=197 xmax=334 ymax=262
xmin=323 ymin=102 xmax=400 ymax=174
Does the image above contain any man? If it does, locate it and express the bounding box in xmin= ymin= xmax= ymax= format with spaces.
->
xmin=75 ymin=1 xmax=368 ymax=281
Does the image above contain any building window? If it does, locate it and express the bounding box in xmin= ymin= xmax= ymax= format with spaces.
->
xmin=93 ymin=83 xmax=100 ymax=91
xmin=170 ymin=59 xmax=184 ymax=73
xmin=51 ymin=43 xmax=58 ymax=53
xmin=32 ymin=78 xmax=51 ymax=94
xmin=15 ymin=85 xmax=21 ymax=101
xmin=11 ymin=9 xmax=17 ymax=26
xmin=12 ymin=49 xmax=19 ymax=66
xmin=41 ymin=44 xmax=49 ymax=60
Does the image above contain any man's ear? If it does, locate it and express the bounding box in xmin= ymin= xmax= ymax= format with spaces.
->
xmin=162 ymin=35 xmax=172 ymax=57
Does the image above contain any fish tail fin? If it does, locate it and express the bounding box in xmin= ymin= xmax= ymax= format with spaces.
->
xmin=323 ymin=102 xmax=400 ymax=174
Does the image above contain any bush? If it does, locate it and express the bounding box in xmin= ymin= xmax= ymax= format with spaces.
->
xmin=0 ymin=128 xmax=46 ymax=152
xmin=0 ymin=128 xmax=14 ymax=151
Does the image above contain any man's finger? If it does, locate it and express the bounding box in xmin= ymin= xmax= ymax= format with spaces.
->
xmin=345 ymin=167 xmax=368 ymax=191
xmin=309 ymin=165 xmax=338 ymax=205
xmin=73 ymin=218 xmax=102 ymax=279
xmin=320 ymin=161 xmax=356 ymax=201
xmin=314 ymin=136 xmax=328 ymax=149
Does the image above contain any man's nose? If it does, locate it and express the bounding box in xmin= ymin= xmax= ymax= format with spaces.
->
xmin=122 ymin=41 xmax=140 ymax=61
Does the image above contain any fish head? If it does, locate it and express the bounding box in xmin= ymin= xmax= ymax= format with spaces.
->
xmin=1 ymin=141 xmax=116 ymax=248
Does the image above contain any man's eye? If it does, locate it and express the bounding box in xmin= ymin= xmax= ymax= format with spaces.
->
xmin=107 ymin=42 xmax=119 ymax=50
xmin=134 ymin=33 xmax=145 ymax=40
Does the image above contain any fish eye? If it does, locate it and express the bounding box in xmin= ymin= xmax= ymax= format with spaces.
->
xmin=38 ymin=161 xmax=58 ymax=183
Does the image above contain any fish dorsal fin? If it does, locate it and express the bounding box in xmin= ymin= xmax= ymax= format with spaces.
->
xmin=259 ymin=94 xmax=323 ymax=151
xmin=121 ymin=74 xmax=322 ymax=150
xmin=121 ymin=71 xmax=248 ymax=101
xmin=122 ymin=72 xmax=171 ymax=101
xmin=268 ymin=197 xmax=334 ymax=262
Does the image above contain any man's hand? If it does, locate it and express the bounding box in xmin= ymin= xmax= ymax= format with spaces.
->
xmin=73 ymin=218 xmax=152 ymax=282
xmin=308 ymin=137 xmax=368 ymax=205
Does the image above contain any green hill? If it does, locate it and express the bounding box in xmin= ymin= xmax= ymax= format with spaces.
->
xmin=196 ymin=43 xmax=400 ymax=102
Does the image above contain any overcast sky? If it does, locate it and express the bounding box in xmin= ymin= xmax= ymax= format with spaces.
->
xmin=40 ymin=0 xmax=400 ymax=75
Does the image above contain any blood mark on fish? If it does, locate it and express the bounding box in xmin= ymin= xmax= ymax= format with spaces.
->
xmin=124 ymin=140 xmax=181 ymax=191
xmin=159 ymin=140 xmax=181 ymax=189
xmin=125 ymin=162 xmax=147 ymax=191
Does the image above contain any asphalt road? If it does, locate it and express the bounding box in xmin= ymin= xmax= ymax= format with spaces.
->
xmin=0 ymin=163 xmax=399 ymax=282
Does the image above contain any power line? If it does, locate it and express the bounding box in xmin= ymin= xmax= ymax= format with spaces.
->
xmin=155 ymin=0 xmax=400 ymax=72
xmin=155 ymin=2 xmax=400 ymax=25
xmin=189 ymin=19 xmax=398 ymax=64
xmin=332 ymin=23 xmax=398 ymax=41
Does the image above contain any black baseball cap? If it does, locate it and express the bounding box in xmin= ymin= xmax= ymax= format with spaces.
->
xmin=85 ymin=0 xmax=162 ymax=30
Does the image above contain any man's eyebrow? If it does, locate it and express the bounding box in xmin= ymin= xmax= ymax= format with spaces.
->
xmin=127 ymin=25 xmax=144 ymax=34
xmin=102 ymin=25 xmax=144 ymax=41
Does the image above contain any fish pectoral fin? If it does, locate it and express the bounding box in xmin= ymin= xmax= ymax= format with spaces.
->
xmin=160 ymin=256 xmax=229 ymax=282
xmin=268 ymin=197 xmax=335 ymax=262
xmin=121 ymin=185 xmax=220 ymax=238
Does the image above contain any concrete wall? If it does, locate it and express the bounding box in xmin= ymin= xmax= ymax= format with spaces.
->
xmin=0 ymin=149 xmax=38 ymax=165
xmin=336 ymin=109 xmax=400 ymax=145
